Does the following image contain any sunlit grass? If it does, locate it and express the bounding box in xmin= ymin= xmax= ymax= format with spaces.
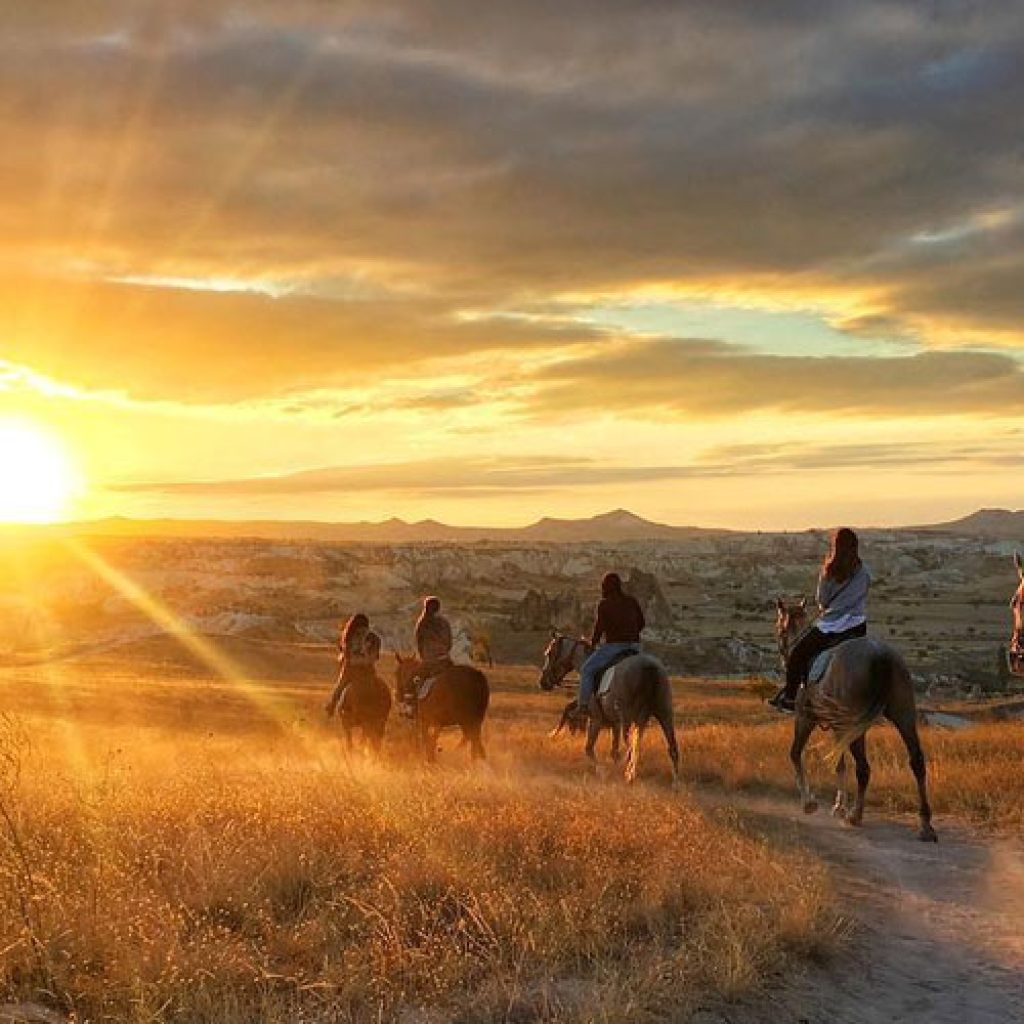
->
xmin=0 ymin=653 xmax=839 ymax=1023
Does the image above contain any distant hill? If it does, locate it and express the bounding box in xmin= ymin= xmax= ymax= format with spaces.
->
xmin=920 ymin=508 xmax=1024 ymax=539
xmin=10 ymin=507 xmax=1020 ymax=544
xmin=5 ymin=509 xmax=721 ymax=545
xmin=520 ymin=509 xmax=707 ymax=542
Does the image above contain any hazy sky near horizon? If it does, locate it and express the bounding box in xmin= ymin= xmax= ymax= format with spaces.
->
xmin=1 ymin=1 xmax=1023 ymax=528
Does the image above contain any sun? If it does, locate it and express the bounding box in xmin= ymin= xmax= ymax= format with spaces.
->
xmin=0 ymin=419 xmax=81 ymax=523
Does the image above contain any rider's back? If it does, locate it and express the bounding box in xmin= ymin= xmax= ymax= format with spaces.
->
xmin=593 ymin=592 xmax=645 ymax=644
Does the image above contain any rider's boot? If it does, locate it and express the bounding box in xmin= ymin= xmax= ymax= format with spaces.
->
xmin=767 ymin=686 xmax=796 ymax=714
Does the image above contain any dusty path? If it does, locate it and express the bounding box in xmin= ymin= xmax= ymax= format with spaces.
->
xmin=698 ymin=793 xmax=1024 ymax=1024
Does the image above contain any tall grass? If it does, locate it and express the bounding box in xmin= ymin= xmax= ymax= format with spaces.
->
xmin=0 ymin=662 xmax=837 ymax=1023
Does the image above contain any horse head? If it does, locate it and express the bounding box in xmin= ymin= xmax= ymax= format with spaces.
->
xmin=1011 ymin=554 xmax=1024 ymax=662
xmin=538 ymin=633 xmax=585 ymax=691
xmin=775 ymin=595 xmax=809 ymax=665
xmin=393 ymin=651 xmax=418 ymax=700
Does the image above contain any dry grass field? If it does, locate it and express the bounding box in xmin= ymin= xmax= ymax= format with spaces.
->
xmin=0 ymin=637 xmax=1021 ymax=1022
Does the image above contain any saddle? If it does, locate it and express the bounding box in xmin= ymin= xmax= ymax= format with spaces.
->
xmin=596 ymin=647 xmax=640 ymax=697
xmin=807 ymin=649 xmax=834 ymax=686
xmin=403 ymin=658 xmax=452 ymax=715
xmin=806 ymin=637 xmax=882 ymax=686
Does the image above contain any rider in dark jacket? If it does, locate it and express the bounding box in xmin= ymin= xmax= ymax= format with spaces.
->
xmin=577 ymin=573 xmax=645 ymax=712
xmin=414 ymin=596 xmax=453 ymax=680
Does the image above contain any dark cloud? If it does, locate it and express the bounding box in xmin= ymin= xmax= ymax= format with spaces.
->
xmin=525 ymin=340 xmax=1024 ymax=418
xmin=1 ymin=1 xmax=1023 ymax=402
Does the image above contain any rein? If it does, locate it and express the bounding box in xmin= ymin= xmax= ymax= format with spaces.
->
xmin=548 ymin=636 xmax=589 ymax=688
xmin=777 ymin=616 xmax=812 ymax=667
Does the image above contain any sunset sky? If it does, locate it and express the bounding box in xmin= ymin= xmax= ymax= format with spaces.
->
xmin=1 ymin=1 xmax=1022 ymax=529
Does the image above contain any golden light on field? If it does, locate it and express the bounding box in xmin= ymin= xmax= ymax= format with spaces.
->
xmin=0 ymin=418 xmax=81 ymax=523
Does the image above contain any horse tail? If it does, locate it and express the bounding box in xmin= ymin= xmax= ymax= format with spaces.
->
xmin=636 ymin=659 xmax=662 ymax=727
xmin=821 ymin=648 xmax=893 ymax=761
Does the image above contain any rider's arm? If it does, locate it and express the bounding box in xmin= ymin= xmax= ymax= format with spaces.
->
xmin=815 ymin=571 xmax=832 ymax=611
xmin=589 ymin=600 xmax=605 ymax=648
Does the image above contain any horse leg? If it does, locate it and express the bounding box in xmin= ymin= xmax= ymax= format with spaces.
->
xmin=889 ymin=711 xmax=937 ymax=842
xmin=654 ymin=700 xmax=680 ymax=790
xmin=609 ymin=722 xmax=622 ymax=764
xmin=848 ymin=735 xmax=869 ymax=827
xmin=832 ymin=752 xmax=849 ymax=819
xmin=463 ymin=722 xmax=486 ymax=762
xmin=623 ymin=721 xmax=642 ymax=785
xmin=584 ymin=717 xmax=601 ymax=777
xmin=417 ymin=720 xmax=438 ymax=765
xmin=790 ymin=713 xmax=818 ymax=814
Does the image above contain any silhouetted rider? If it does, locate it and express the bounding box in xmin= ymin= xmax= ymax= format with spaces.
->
xmin=577 ymin=572 xmax=645 ymax=711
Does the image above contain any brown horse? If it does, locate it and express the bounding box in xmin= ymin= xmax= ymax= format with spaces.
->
xmin=1009 ymin=553 xmax=1024 ymax=677
xmin=393 ymin=655 xmax=490 ymax=763
xmin=335 ymin=666 xmax=392 ymax=754
xmin=776 ymin=599 xmax=937 ymax=842
xmin=539 ymin=634 xmax=680 ymax=786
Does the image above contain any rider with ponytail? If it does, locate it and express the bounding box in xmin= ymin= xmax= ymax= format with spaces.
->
xmin=770 ymin=527 xmax=871 ymax=713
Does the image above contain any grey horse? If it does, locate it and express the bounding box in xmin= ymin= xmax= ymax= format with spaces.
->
xmin=539 ymin=634 xmax=680 ymax=786
xmin=776 ymin=600 xmax=937 ymax=842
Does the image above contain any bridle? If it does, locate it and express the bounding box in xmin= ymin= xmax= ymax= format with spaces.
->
xmin=540 ymin=635 xmax=589 ymax=690
xmin=776 ymin=607 xmax=810 ymax=668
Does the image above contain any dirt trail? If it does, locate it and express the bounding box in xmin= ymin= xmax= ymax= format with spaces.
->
xmin=701 ymin=794 xmax=1024 ymax=1024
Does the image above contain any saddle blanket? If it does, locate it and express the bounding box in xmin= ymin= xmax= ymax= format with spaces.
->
xmin=808 ymin=649 xmax=834 ymax=685
xmin=808 ymin=637 xmax=882 ymax=684
xmin=597 ymin=650 xmax=643 ymax=697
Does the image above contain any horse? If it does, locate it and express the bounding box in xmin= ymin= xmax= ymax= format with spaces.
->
xmin=538 ymin=634 xmax=680 ymax=786
xmin=393 ymin=654 xmax=490 ymax=763
xmin=335 ymin=666 xmax=392 ymax=754
xmin=1009 ymin=552 xmax=1024 ymax=677
xmin=775 ymin=598 xmax=937 ymax=842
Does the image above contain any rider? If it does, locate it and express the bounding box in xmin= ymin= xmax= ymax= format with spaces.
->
xmin=769 ymin=527 xmax=871 ymax=713
xmin=326 ymin=612 xmax=380 ymax=716
xmin=577 ymin=572 xmax=645 ymax=714
xmin=414 ymin=595 xmax=453 ymax=682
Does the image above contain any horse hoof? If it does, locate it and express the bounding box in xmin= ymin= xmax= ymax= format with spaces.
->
xmin=846 ymin=814 xmax=863 ymax=828
xmin=831 ymin=803 xmax=847 ymax=819
xmin=918 ymin=825 xmax=938 ymax=843
xmin=803 ymin=800 xmax=819 ymax=815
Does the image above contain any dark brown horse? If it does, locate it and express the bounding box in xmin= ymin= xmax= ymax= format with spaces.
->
xmin=393 ymin=655 xmax=490 ymax=763
xmin=1009 ymin=553 xmax=1024 ymax=677
xmin=335 ymin=666 xmax=392 ymax=754
xmin=539 ymin=634 xmax=680 ymax=786
xmin=776 ymin=599 xmax=937 ymax=842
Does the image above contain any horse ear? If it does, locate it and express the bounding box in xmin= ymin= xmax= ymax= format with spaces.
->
xmin=394 ymin=651 xmax=403 ymax=664
xmin=775 ymin=596 xmax=785 ymax=612
xmin=1016 ymin=551 xmax=1023 ymax=577
xmin=798 ymin=596 xmax=808 ymax=609
xmin=550 ymin=628 xmax=558 ymax=639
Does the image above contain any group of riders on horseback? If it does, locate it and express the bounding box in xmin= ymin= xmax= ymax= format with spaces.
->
xmin=327 ymin=594 xmax=455 ymax=720
xmin=323 ymin=528 xmax=1023 ymax=841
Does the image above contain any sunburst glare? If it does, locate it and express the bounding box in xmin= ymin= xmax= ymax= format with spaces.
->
xmin=0 ymin=418 xmax=82 ymax=523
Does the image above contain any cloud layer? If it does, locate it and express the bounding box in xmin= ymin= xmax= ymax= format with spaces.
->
xmin=1 ymin=1 xmax=1023 ymax=409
